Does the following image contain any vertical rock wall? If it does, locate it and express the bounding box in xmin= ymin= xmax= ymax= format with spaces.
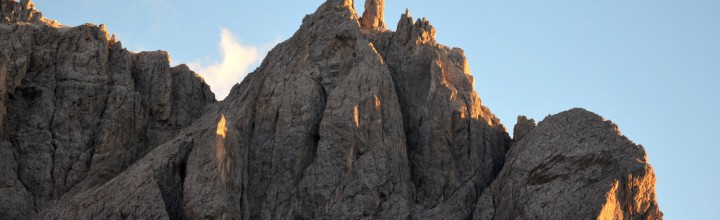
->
xmin=0 ymin=1 xmax=216 ymax=216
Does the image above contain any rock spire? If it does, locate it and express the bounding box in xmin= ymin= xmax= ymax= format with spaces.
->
xmin=360 ymin=0 xmax=386 ymax=30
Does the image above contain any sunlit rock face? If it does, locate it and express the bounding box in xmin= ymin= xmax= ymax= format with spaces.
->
xmin=0 ymin=0 xmax=661 ymax=219
xmin=363 ymin=8 xmax=511 ymax=219
xmin=0 ymin=0 xmax=59 ymax=26
xmin=360 ymin=0 xmax=386 ymax=30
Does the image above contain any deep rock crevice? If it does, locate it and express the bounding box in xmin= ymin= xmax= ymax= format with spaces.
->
xmin=155 ymin=140 xmax=193 ymax=220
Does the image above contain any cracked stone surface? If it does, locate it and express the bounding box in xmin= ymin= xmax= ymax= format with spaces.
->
xmin=473 ymin=109 xmax=662 ymax=220
xmin=0 ymin=1 xmax=215 ymax=217
xmin=0 ymin=0 xmax=661 ymax=219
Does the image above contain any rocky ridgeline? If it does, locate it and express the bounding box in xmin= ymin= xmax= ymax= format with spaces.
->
xmin=0 ymin=0 xmax=661 ymax=219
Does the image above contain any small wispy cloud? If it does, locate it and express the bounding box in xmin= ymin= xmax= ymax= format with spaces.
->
xmin=189 ymin=28 xmax=271 ymax=100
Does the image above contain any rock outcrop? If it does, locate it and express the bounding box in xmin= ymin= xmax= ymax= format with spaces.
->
xmin=1 ymin=0 xmax=60 ymax=26
xmin=0 ymin=0 xmax=661 ymax=219
xmin=0 ymin=0 xmax=215 ymax=218
xmin=513 ymin=115 xmax=535 ymax=142
xmin=473 ymin=109 xmax=662 ymax=219
xmin=360 ymin=0 xmax=386 ymax=30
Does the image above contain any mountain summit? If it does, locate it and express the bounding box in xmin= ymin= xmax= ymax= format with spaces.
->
xmin=0 ymin=0 xmax=661 ymax=219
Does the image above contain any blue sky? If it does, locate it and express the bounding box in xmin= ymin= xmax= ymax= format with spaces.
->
xmin=34 ymin=0 xmax=719 ymax=218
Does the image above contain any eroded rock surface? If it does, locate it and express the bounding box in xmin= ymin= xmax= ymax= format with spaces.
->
xmin=360 ymin=0 xmax=386 ymax=30
xmin=473 ymin=109 xmax=662 ymax=220
xmin=513 ymin=115 xmax=535 ymax=141
xmin=0 ymin=1 xmax=215 ymax=217
xmin=1 ymin=0 xmax=60 ymax=26
xmin=177 ymin=0 xmax=509 ymax=218
xmin=0 ymin=0 xmax=661 ymax=219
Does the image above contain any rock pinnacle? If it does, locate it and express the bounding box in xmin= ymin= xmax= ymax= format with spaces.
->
xmin=360 ymin=0 xmax=386 ymax=30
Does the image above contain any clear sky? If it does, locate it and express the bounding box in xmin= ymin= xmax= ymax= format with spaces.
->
xmin=33 ymin=0 xmax=719 ymax=218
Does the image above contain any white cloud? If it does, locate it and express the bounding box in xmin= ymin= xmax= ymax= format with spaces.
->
xmin=189 ymin=28 xmax=264 ymax=100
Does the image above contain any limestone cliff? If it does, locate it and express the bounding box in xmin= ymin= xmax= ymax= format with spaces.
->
xmin=0 ymin=0 xmax=661 ymax=219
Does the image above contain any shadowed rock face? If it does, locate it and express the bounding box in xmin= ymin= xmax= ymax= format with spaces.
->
xmin=473 ymin=109 xmax=662 ymax=220
xmin=0 ymin=0 xmax=661 ymax=219
xmin=0 ymin=0 xmax=215 ymax=218
xmin=513 ymin=115 xmax=535 ymax=142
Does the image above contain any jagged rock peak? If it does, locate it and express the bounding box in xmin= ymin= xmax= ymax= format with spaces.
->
xmin=513 ymin=115 xmax=536 ymax=141
xmin=316 ymin=0 xmax=355 ymax=13
xmin=360 ymin=0 xmax=386 ymax=30
xmin=0 ymin=0 xmax=61 ymax=26
xmin=395 ymin=9 xmax=437 ymax=44
xmin=0 ymin=7 xmax=215 ymax=217
xmin=0 ymin=0 xmax=662 ymax=219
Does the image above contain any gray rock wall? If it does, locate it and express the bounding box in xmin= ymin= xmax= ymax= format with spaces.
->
xmin=0 ymin=1 xmax=215 ymax=216
xmin=0 ymin=0 xmax=661 ymax=219
xmin=473 ymin=109 xmax=662 ymax=220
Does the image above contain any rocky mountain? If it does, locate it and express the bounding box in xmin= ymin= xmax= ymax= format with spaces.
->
xmin=474 ymin=109 xmax=661 ymax=220
xmin=0 ymin=0 xmax=661 ymax=219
